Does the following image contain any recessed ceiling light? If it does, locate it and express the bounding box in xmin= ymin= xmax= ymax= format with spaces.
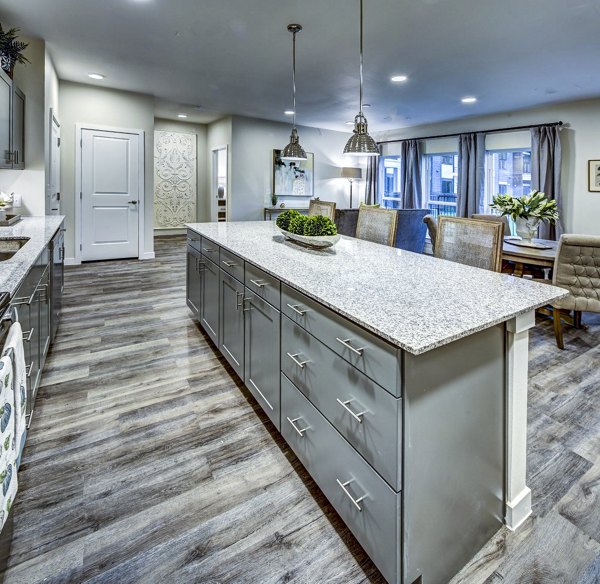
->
xmin=391 ymin=75 xmax=408 ymax=83
xmin=88 ymin=73 xmax=105 ymax=80
xmin=461 ymin=96 xmax=477 ymax=104
xmin=284 ymin=110 xmax=295 ymax=115
xmin=345 ymin=121 xmax=355 ymax=125
xmin=177 ymin=113 xmax=188 ymax=118
xmin=362 ymin=103 xmax=371 ymax=108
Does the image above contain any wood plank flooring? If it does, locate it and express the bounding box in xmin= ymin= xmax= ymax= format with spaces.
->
xmin=1 ymin=235 xmax=599 ymax=584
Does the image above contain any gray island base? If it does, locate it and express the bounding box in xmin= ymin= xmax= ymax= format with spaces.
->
xmin=185 ymin=221 xmax=566 ymax=584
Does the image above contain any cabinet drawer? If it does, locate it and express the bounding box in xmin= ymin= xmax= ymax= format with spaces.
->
xmin=281 ymin=375 xmax=400 ymax=584
xmin=245 ymin=262 xmax=281 ymax=309
xmin=219 ymin=247 xmax=245 ymax=283
xmin=186 ymin=229 xmax=202 ymax=253
xmin=282 ymin=284 xmax=401 ymax=396
xmin=282 ymin=315 xmax=401 ymax=490
xmin=201 ymin=237 xmax=219 ymax=263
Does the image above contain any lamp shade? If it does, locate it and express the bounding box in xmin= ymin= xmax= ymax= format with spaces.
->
xmin=341 ymin=167 xmax=362 ymax=180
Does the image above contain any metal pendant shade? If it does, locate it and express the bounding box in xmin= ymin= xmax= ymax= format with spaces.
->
xmin=344 ymin=0 xmax=379 ymax=157
xmin=281 ymin=24 xmax=307 ymax=162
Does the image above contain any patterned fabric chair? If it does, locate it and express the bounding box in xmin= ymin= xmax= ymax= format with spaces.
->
xmin=471 ymin=213 xmax=510 ymax=236
xmin=423 ymin=215 xmax=438 ymax=251
xmin=308 ymin=200 xmax=336 ymax=221
xmin=435 ymin=217 xmax=503 ymax=272
xmin=543 ymin=234 xmax=600 ymax=349
xmin=355 ymin=207 xmax=398 ymax=247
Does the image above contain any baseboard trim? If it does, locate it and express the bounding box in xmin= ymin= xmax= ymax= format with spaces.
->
xmin=505 ymin=486 xmax=532 ymax=531
xmin=140 ymin=251 xmax=155 ymax=260
xmin=64 ymin=258 xmax=80 ymax=266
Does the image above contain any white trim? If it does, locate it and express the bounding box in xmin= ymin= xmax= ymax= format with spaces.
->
xmin=75 ymin=123 xmax=146 ymax=262
xmin=64 ymin=257 xmax=80 ymax=266
xmin=140 ymin=251 xmax=155 ymax=260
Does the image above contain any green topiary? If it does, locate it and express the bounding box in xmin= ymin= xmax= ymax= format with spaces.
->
xmin=275 ymin=209 xmax=300 ymax=231
xmin=288 ymin=214 xmax=308 ymax=235
xmin=303 ymin=215 xmax=338 ymax=236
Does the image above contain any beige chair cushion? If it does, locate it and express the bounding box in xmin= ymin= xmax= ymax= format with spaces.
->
xmin=552 ymin=234 xmax=600 ymax=312
xmin=355 ymin=207 xmax=398 ymax=247
xmin=308 ymin=200 xmax=336 ymax=221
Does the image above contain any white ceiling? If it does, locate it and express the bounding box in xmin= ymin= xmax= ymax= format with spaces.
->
xmin=2 ymin=0 xmax=600 ymax=132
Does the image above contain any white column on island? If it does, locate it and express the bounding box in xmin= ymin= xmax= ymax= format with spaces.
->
xmin=505 ymin=310 xmax=535 ymax=530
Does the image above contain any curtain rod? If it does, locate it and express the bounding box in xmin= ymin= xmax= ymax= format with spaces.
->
xmin=377 ymin=121 xmax=563 ymax=145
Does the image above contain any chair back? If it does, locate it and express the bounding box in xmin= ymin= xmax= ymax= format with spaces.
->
xmin=471 ymin=213 xmax=510 ymax=236
xmin=355 ymin=207 xmax=398 ymax=247
xmin=423 ymin=215 xmax=438 ymax=251
xmin=552 ymin=234 xmax=600 ymax=313
xmin=395 ymin=209 xmax=429 ymax=253
xmin=309 ymin=200 xmax=336 ymax=221
xmin=435 ymin=217 xmax=503 ymax=272
xmin=334 ymin=209 xmax=359 ymax=237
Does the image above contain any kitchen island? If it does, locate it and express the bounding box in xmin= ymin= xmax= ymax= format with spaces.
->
xmin=186 ymin=221 xmax=565 ymax=584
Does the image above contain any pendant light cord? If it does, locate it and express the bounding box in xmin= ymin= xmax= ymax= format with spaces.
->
xmin=292 ymin=29 xmax=297 ymax=129
xmin=359 ymin=0 xmax=364 ymax=118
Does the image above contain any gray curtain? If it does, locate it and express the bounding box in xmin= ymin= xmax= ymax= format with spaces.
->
xmin=531 ymin=125 xmax=562 ymax=240
xmin=400 ymin=139 xmax=423 ymax=209
xmin=364 ymin=156 xmax=378 ymax=205
xmin=457 ymin=133 xmax=486 ymax=217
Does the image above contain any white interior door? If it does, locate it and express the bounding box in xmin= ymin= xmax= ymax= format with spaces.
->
xmin=81 ymin=129 xmax=140 ymax=261
xmin=48 ymin=113 xmax=61 ymax=215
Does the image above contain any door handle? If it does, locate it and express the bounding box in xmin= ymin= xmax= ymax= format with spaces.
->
xmin=128 ymin=200 xmax=138 ymax=204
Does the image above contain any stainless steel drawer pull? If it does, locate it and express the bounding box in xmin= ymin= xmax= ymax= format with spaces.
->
xmin=336 ymin=479 xmax=367 ymax=512
xmin=197 ymin=260 xmax=206 ymax=272
xmin=287 ymin=352 xmax=309 ymax=369
xmin=287 ymin=303 xmax=308 ymax=316
xmin=336 ymin=398 xmax=367 ymax=423
xmin=286 ymin=416 xmax=310 ymax=437
xmin=25 ymin=362 xmax=33 ymax=378
xmin=236 ymin=291 xmax=244 ymax=310
xmin=22 ymin=328 xmax=34 ymax=343
xmin=335 ymin=337 xmax=365 ymax=356
xmin=222 ymin=260 xmax=237 ymax=267
xmin=203 ymin=247 xmax=216 ymax=253
xmin=242 ymin=298 xmax=253 ymax=312
xmin=250 ymin=279 xmax=267 ymax=288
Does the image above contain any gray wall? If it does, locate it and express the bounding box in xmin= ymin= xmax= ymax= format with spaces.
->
xmin=59 ymin=81 xmax=155 ymax=260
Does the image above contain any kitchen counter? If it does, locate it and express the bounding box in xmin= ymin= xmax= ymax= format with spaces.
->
xmin=0 ymin=216 xmax=65 ymax=297
xmin=186 ymin=221 xmax=566 ymax=355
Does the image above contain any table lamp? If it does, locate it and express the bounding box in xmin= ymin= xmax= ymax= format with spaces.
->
xmin=341 ymin=167 xmax=363 ymax=208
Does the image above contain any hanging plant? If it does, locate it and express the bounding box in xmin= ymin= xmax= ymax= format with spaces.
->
xmin=0 ymin=23 xmax=29 ymax=78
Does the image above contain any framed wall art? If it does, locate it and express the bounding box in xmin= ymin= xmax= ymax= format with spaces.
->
xmin=273 ymin=149 xmax=314 ymax=197
xmin=589 ymin=160 xmax=600 ymax=192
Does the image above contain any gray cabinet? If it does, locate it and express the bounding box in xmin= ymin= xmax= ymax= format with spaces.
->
xmin=219 ymin=270 xmax=245 ymax=378
xmin=201 ymin=253 xmax=220 ymax=345
xmin=50 ymin=228 xmax=65 ymax=341
xmin=244 ymin=289 xmax=280 ymax=430
xmin=186 ymin=246 xmax=203 ymax=318
xmin=0 ymin=69 xmax=25 ymax=169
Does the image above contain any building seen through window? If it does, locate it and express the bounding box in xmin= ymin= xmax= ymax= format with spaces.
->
xmin=425 ymin=153 xmax=458 ymax=217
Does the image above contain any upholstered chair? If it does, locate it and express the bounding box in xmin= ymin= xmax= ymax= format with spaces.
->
xmin=423 ymin=215 xmax=438 ymax=251
xmin=355 ymin=207 xmax=398 ymax=247
xmin=435 ymin=216 xmax=503 ymax=272
xmin=471 ymin=213 xmax=510 ymax=236
xmin=334 ymin=209 xmax=359 ymax=237
xmin=544 ymin=234 xmax=600 ymax=349
xmin=395 ymin=209 xmax=430 ymax=253
xmin=308 ymin=200 xmax=336 ymax=221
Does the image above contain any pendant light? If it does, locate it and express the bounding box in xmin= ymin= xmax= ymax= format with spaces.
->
xmin=281 ymin=24 xmax=307 ymax=162
xmin=343 ymin=0 xmax=379 ymax=157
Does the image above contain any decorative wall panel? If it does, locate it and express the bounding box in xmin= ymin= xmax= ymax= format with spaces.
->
xmin=154 ymin=131 xmax=197 ymax=228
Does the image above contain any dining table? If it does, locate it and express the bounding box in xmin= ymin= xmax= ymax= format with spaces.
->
xmin=502 ymin=237 xmax=557 ymax=277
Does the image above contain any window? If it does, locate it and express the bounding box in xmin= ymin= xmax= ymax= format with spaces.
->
xmin=424 ymin=153 xmax=458 ymax=218
xmin=377 ymin=156 xmax=402 ymax=208
xmin=484 ymin=149 xmax=532 ymax=210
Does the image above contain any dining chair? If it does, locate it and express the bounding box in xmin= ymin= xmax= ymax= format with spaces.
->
xmin=355 ymin=207 xmax=398 ymax=247
xmin=308 ymin=200 xmax=336 ymax=221
xmin=422 ymin=214 xmax=438 ymax=251
xmin=471 ymin=213 xmax=510 ymax=236
xmin=435 ymin=216 xmax=504 ymax=272
xmin=539 ymin=234 xmax=600 ymax=349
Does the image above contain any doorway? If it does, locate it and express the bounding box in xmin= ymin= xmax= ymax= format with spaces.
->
xmin=212 ymin=145 xmax=228 ymax=222
xmin=77 ymin=126 xmax=145 ymax=262
xmin=47 ymin=110 xmax=61 ymax=215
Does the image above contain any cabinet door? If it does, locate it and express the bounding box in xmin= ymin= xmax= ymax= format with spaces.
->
xmin=0 ymin=71 xmax=11 ymax=169
xmin=51 ymin=230 xmax=64 ymax=342
xmin=186 ymin=246 xmax=203 ymax=318
xmin=244 ymin=289 xmax=281 ymax=430
xmin=11 ymin=86 xmax=24 ymax=169
xmin=38 ymin=268 xmax=51 ymax=368
xmin=219 ymin=270 xmax=245 ymax=378
xmin=201 ymin=256 xmax=220 ymax=345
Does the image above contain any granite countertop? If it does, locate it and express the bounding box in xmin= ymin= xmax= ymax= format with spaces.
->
xmin=0 ymin=216 xmax=65 ymax=297
xmin=187 ymin=221 xmax=567 ymax=355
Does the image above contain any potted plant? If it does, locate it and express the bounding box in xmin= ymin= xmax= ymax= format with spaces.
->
xmin=270 ymin=193 xmax=278 ymax=207
xmin=275 ymin=210 xmax=340 ymax=249
xmin=0 ymin=23 xmax=29 ymax=78
xmin=490 ymin=191 xmax=558 ymax=242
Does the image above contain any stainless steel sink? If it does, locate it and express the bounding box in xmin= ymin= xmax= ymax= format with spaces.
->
xmin=0 ymin=237 xmax=29 ymax=261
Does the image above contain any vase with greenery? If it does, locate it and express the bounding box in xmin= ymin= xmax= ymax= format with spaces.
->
xmin=0 ymin=23 xmax=29 ymax=78
xmin=490 ymin=191 xmax=558 ymax=242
